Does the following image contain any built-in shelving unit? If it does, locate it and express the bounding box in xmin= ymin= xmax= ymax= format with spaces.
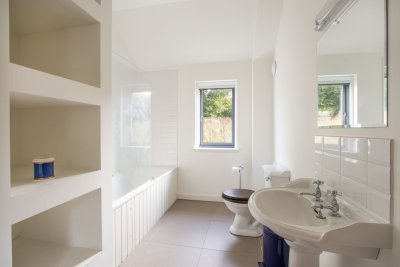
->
xmin=0 ymin=0 xmax=112 ymax=266
xmin=12 ymin=189 xmax=102 ymax=267
xmin=9 ymin=0 xmax=101 ymax=87
xmin=10 ymin=92 xmax=101 ymax=197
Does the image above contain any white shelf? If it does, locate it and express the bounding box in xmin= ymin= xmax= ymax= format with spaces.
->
xmin=9 ymin=63 xmax=103 ymax=106
xmin=11 ymin=166 xmax=100 ymax=197
xmin=73 ymin=0 xmax=103 ymax=21
xmin=13 ymin=237 xmax=100 ymax=267
xmin=10 ymin=167 xmax=102 ymax=224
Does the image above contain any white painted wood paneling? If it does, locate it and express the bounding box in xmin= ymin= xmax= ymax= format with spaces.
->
xmin=112 ymin=168 xmax=177 ymax=266
xmin=114 ymin=207 xmax=121 ymax=267
xmin=121 ymin=204 xmax=127 ymax=261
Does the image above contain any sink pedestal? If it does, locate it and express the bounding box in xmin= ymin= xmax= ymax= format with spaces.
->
xmin=286 ymin=240 xmax=321 ymax=267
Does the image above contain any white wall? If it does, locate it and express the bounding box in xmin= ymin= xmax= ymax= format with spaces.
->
xmin=112 ymin=56 xmax=178 ymax=173
xmin=177 ymin=61 xmax=253 ymax=200
xmin=273 ymin=0 xmax=320 ymax=179
xmin=138 ymin=70 xmax=178 ymax=167
xmin=274 ymin=0 xmax=400 ymax=266
xmin=10 ymin=106 xmax=101 ymax=171
xmin=252 ymin=56 xmax=275 ymax=190
xmin=11 ymin=24 xmax=100 ymax=87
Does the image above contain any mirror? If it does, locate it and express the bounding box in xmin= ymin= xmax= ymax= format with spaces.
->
xmin=317 ymin=0 xmax=387 ymax=128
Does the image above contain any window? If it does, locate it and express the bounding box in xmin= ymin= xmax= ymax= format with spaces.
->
xmin=195 ymin=80 xmax=236 ymax=148
xmin=318 ymin=75 xmax=356 ymax=128
xmin=121 ymin=86 xmax=151 ymax=147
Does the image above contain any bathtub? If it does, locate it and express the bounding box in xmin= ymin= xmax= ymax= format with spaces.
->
xmin=112 ymin=166 xmax=177 ymax=267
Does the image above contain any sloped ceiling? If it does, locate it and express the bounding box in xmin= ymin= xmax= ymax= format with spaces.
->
xmin=113 ymin=0 xmax=282 ymax=71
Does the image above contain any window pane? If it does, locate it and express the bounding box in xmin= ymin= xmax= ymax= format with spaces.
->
xmin=122 ymin=90 xmax=151 ymax=147
xmin=201 ymin=88 xmax=233 ymax=145
xmin=318 ymin=84 xmax=342 ymax=127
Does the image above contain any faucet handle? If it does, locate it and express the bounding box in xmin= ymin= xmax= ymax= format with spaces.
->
xmin=327 ymin=190 xmax=342 ymax=198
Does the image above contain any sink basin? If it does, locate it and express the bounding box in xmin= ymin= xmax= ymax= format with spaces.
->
xmin=253 ymin=189 xmax=326 ymax=227
xmin=248 ymin=178 xmax=392 ymax=266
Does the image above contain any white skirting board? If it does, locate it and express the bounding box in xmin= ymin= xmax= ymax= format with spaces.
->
xmin=177 ymin=193 xmax=223 ymax=202
xmin=112 ymin=169 xmax=177 ymax=267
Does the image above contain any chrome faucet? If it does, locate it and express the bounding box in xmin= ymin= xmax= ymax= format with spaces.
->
xmin=311 ymin=204 xmax=326 ymax=219
xmin=324 ymin=190 xmax=342 ymax=217
xmin=311 ymin=190 xmax=342 ymax=219
xmin=298 ymin=180 xmax=324 ymax=202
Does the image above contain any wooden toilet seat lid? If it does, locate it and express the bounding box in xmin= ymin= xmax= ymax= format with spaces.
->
xmin=222 ymin=189 xmax=255 ymax=203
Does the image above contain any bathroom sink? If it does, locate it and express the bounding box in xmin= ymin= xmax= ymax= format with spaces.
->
xmin=253 ymin=190 xmax=326 ymax=227
xmin=248 ymin=179 xmax=392 ymax=261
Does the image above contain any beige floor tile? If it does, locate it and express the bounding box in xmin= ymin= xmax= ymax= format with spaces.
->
xmin=145 ymin=219 xmax=210 ymax=248
xmin=203 ymin=221 xmax=262 ymax=256
xmin=170 ymin=199 xmax=217 ymax=213
xmin=210 ymin=202 xmax=235 ymax=222
xmin=120 ymin=242 xmax=201 ymax=267
xmin=197 ymin=249 xmax=262 ymax=267
xmin=121 ymin=200 xmax=263 ymax=267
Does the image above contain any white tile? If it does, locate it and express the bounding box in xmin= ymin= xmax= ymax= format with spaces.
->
xmin=323 ymin=136 xmax=341 ymax=155
xmin=341 ymin=176 xmax=367 ymax=208
xmin=341 ymin=137 xmax=368 ymax=161
xmin=322 ymin=169 xmax=341 ymax=190
xmin=341 ymin=157 xmax=368 ymax=185
xmin=315 ymin=150 xmax=323 ymax=165
xmin=368 ymin=163 xmax=390 ymax=195
xmin=367 ymin=188 xmax=391 ymax=223
xmin=323 ymin=152 xmax=340 ymax=174
xmin=315 ymin=163 xmax=323 ymax=181
xmin=315 ymin=136 xmax=323 ymax=151
xmin=368 ymin=139 xmax=391 ymax=167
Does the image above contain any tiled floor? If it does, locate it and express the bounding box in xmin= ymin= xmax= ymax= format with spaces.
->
xmin=120 ymin=200 xmax=263 ymax=267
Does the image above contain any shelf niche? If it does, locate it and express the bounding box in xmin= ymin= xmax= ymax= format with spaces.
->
xmin=9 ymin=0 xmax=101 ymax=87
xmin=12 ymin=189 xmax=102 ymax=267
xmin=10 ymin=92 xmax=101 ymax=195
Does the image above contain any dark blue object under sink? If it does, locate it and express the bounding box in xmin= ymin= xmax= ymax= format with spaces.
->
xmin=259 ymin=226 xmax=289 ymax=267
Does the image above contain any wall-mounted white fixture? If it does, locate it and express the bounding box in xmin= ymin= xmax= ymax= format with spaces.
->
xmin=314 ymin=0 xmax=358 ymax=31
xmin=271 ymin=60 xmax=277 ymax=77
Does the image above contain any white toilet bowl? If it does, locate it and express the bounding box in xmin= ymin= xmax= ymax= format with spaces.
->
xmin=222 ymin=164 xmax=291 ymax=237
xmin=222 ymin=189 xmax=262 ymax=237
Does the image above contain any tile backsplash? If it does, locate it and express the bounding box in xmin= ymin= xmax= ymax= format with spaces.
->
xmin=315 ymin=136 xmax=391 ymax=223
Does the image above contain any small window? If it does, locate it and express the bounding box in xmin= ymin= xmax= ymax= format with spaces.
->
xmin=318 ymin=83 xmax=350 ymax=127
xmin=196 ymin=81 xmax=236 ymax=148
xmin=318 ymin=75 xmax=356 ymax=128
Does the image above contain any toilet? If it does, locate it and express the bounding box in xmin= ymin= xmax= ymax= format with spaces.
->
xmin=222 ymin=164 xmax=290 ymax=237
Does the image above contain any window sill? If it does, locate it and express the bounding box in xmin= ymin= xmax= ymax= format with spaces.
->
xmin=193 ymin=146 xmax=240 ymax=151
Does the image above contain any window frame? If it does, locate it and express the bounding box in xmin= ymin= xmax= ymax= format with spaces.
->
xmin=318 ymin=75 xmax=356 ymax=128
xmin=195 ymin=80 xmax=237 ymax=149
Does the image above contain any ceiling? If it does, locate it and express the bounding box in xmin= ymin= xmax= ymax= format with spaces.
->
xmin=112 ymin=0 xmax=283 ymax=71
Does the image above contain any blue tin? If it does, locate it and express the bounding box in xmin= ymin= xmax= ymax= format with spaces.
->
xmin=33 ymin=157 xmax=55 ymax=179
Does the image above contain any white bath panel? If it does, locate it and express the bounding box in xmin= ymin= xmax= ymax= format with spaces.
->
xmin=112 ymin=168 xmax=177 ymax=266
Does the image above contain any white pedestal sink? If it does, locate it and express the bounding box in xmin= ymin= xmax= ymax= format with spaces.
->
xmin=248 ymin=179 xmax=391 ymax=267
